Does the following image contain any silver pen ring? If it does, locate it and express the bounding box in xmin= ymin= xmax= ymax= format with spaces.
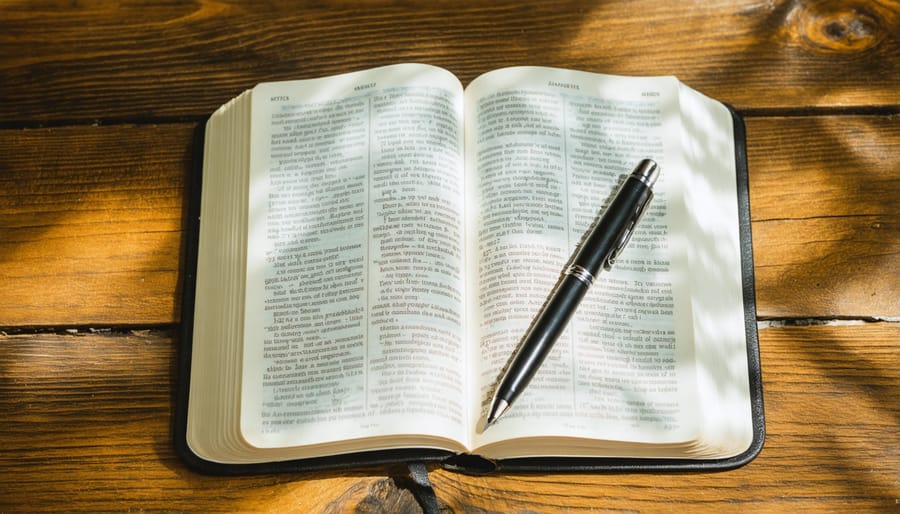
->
xmin=565 ymin=265 xmax=594 ymax=286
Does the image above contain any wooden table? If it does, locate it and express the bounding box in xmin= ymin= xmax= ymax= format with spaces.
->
xmin=1 ymin=1 xmax=898 ymax=511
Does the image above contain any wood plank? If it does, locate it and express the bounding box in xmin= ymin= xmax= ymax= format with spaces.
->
xmin=0 ymin=331 xmax=389 ymax=512
xmin=1 ymin=0 xmax=897 ymax=123
xmin=1 ymin=324 xmax=897 ymax=511
xmin=0 ymin=124 xmax=193 ymax=326
xmin=746 ymin=115 xmax=900 ymax=319
xmin=430 ymin=323 xmax=900 ymax=512
xmin=1 ymin=115 xmax=896 ymax=326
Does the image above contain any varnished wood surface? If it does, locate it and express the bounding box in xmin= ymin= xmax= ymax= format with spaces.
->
xmin=1 ymin=0 xmax=898 ymax=512
xmin=0 ymin=0 xmax=898 ymax=124
xmin=2 ymin=116 xmax=896 ymax=326
xmin=2 ymin=325 xmax=897 ymax=511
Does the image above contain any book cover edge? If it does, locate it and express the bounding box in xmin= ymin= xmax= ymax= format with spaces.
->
xmin=173 ymin=104 xmax=765 ymax=476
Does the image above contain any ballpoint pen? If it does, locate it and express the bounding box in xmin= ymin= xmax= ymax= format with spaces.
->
xmin=485 ymin=159 xmax=660 ymax=428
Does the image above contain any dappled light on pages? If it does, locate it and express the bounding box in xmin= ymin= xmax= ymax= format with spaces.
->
xmin=183 ymin=63 xmax=760 ymax=470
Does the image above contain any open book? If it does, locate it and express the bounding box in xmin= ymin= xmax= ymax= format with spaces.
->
xmin=178 ymin=63 xmax=763 ymax=473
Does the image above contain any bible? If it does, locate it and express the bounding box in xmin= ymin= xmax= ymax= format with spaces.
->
xmin=175 ymin=63 xmax=763 ymax=474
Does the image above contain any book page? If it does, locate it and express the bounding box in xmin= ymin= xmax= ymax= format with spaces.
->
xmin=241 ymin=64 xmax=469 ymax=455
xmin=186 ymin=90 xmax=254 ymax=463
xmin=677 ymin=83 xmax=754 ymax=457
xmin=464 ymin=67 xmax=701 ymax=454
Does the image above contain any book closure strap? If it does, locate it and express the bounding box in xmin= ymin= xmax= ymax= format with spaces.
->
xmin=406 ymin=462 xmax=440 ymax=514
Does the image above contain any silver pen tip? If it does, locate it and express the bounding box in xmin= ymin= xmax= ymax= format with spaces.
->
xmin=485 ymin=399 xmax=510 ymax=429
xmin=633 ymin=159 xmax=660 ymax=187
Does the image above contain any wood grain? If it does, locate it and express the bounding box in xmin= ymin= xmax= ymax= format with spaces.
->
xmin=1 ymin=324 xmax=897 ymax=511
xmin=1 ymin=116 xmax=896 ymax=327
xmin=747 ymin=115 xmax=900 ymax=319
xmin=1 ymin=0 xmax=897 ymax=124
xmin=1 ymin=1 xmax=898 ymax=511
xmin=0 ymin=124 xmax=193 ymax=326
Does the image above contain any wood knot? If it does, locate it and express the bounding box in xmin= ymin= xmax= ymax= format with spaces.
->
xmin=352 ymin=477 xmax=433 ymax=513
xmin=782 ymin=0 xmax=893 ymax=53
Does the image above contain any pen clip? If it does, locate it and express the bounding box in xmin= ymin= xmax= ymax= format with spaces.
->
xmin=604 ymin=190 xmax=654 ymax=270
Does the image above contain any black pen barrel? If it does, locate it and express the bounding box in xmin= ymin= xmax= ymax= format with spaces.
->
xmin=497 ymin=274 xmax=590 ymax=403
xmin=487 ymin=160 xmax=659 ymax=425
xmin=500 ymin=172 xmax=655 ymax=404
